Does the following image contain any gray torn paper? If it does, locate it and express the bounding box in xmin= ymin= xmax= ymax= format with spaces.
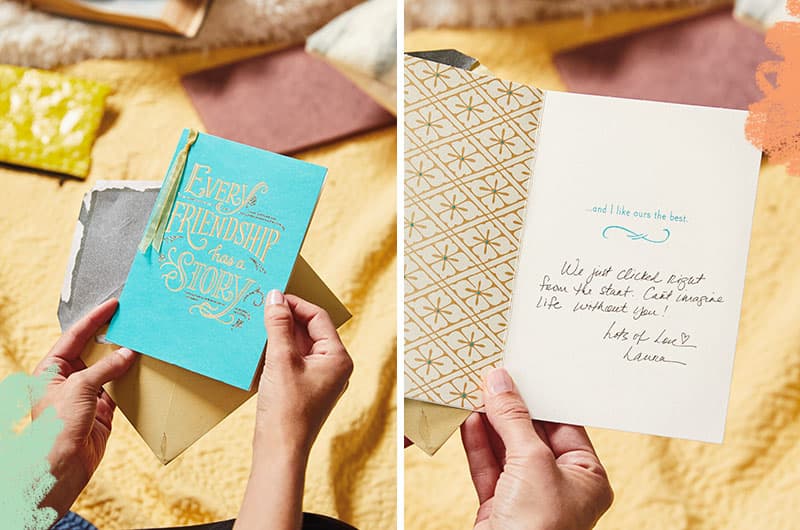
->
xmin=58 ymin=181 xmax=160 ymax=331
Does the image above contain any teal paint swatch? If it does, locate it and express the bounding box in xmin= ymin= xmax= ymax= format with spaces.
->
xmin=107 ymin=130 xmax=326 ymax=389
xmin=0 ymin=368 xmax=62 ymax=529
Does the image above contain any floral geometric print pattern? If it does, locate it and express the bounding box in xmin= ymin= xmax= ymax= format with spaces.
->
xmin=404 ymin=55 xmax=545 ymax=409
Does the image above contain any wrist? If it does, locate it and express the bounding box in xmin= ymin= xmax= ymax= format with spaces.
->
xmin=253 ymin=416 xmax=314 ymax=460
xmin=238 ymin=432 xmax=308 ymax=530
xmin=41 ymin=447 xmax=88 ymax=522
xmin=249 ymin=451 xmax=308 ymax=487
xmin=252 ymin=426 xmax=311 ymax=470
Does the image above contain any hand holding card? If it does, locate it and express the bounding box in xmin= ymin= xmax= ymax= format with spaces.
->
xmin=59 ymin=180 xmax=350 ymax=463
xmin=107 ymin=129 xmax=326 ymax=390
xmin=404 ymin=55 xmax=762 ymax=443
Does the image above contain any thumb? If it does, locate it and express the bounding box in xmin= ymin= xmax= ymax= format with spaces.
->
xmin=79 ymin=347 xmax=138 ymax=390
xmin=264 ymin=289 xmax=298 ymax=363
xmin=482 ymin=368 xmax=549 ymax=457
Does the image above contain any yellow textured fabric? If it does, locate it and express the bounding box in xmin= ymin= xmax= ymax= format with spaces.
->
xmin=0 ymin=46 xmax=396 ymax=529
xmin=405 ymin=7 xmax=800 ymax=530
xmin=0 ymin=65 xmax=110 ymax=178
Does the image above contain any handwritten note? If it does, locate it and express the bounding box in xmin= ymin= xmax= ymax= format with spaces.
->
xmin=535 ymin=258 xmax=723 ymax=366
xmin=504 ymin=91 xmax=761 ymax=443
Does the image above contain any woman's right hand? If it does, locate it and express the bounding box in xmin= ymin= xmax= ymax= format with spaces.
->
xmin=255 ymin=290 xmax=353 ymax=455
xmin=235 ymin=290 xmax=352 ymax=530
xmin=461 ymin=368 xmax=613 ymax=530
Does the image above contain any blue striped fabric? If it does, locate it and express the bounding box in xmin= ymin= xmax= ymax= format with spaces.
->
xmin=52 ymin=512 xmax=97 ymax=530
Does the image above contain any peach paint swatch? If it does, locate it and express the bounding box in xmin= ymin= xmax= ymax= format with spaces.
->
xmin=746 ymin=0 xmax=800 ymax=175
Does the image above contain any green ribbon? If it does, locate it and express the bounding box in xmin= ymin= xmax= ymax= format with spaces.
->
xmin=138 ymin=129 xmax=199 ymax=254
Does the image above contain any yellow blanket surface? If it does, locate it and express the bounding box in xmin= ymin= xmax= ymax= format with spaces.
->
xmin=405 ymin=7 xmax=800 ymax=530
xmin=0 ymin=46 xmax=396 ymax=529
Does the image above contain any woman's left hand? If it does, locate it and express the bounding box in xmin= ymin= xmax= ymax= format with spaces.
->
xmin=32 ymin=298 xmax=138 ymax=520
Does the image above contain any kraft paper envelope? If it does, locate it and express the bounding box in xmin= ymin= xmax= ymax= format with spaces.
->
xmin=404 ymin=399 xmax=470 ymax=455
xmin=59 ymin=181 xmax=350 ymax=463
xmin=404 ymin=52 xmax=761 ymax=443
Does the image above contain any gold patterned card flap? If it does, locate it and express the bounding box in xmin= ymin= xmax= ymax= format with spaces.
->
xmin=0 ymin=65 xmax=110 ymax=179
xmin=404 ymin=55 xmax=544 ymax=410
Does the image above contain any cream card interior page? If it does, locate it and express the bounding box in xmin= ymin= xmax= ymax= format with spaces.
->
xmin=505 ymin=91 xmax=761 ymax=443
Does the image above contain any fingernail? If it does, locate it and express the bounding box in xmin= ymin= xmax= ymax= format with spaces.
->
xmin=116 ymin=347 xmax=136 ymax=361
xmin=485 ymin=368 xmax=513 ymax=395
xmin=266 ymin=289 xmax=284 ymax=305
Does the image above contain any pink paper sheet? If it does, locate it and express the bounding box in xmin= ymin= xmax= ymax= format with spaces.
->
xmin=554 ymin=9 xmax=776 ymax=110
xmin=182 ymin=45 xmax=395 ymax=154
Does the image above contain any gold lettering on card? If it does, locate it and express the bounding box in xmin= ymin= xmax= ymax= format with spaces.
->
xmin=157 ymin=162 xmax=281 ymax=327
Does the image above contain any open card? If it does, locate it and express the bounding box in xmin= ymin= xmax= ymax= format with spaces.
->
xmin=403 ymin=54 xmax=761 ymax=443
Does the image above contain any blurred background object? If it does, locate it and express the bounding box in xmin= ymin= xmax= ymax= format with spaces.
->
xmin=554 ymin=7 xmax=776 ymax=109
xmin=306 ymin=0 xmax=397 ymax=113
xmin=0 ymin=0 xmax=363 ymax=68
xmin=735 ymin=0 xmax=799 ymax=29
xmin=405 ymin=0 xmax=724 ymax=29
xmin=0 ymin=0 xmax=396 ymax=175
xmin=28 ymin=0 xmax=210 ymax=37
xmin=0 ymin=65 xmax=109 ymax=178
xmin=181 ymin=45 xmax=395 ymax=154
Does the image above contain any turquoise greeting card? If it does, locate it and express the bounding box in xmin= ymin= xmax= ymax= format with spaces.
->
xmin=107 ymin=129 xmax=326 ymax=389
